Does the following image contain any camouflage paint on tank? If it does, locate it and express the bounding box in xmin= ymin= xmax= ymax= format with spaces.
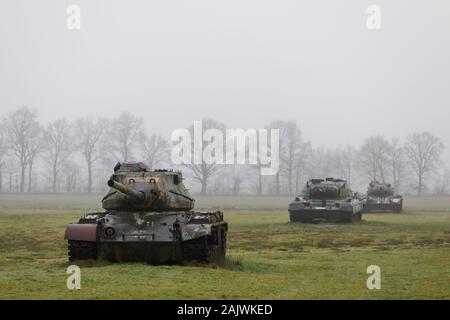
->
xmin=102 ymin=162 xmax=194 ymax=211
xmin=64 ymin=162 xmax=227 ymax=263
xmin=367 ymin=180 xmax=394 ymax=198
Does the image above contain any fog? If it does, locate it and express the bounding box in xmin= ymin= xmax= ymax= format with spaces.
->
xmin=1 ymin=1 xmax=449 ymax=194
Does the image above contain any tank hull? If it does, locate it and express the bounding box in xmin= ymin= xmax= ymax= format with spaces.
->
xmin=363 ymin=197 xmax=403 ymax=213
xmin=363 ymin=202 xmax=402 ymax=213
xmin=66 ymin=211 xmax=227 ymax=264
xmin=288 ymin=198 xmax=364 ymax=224
xmin=289 ymin=209 xmax=362 ymax=223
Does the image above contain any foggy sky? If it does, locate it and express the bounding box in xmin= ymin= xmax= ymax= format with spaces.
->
xmin=1 ymin=0 xmax=449 ymax=161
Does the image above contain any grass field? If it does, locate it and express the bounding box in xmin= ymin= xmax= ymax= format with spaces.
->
xmin=0 ymin=195 xmax=449 ymax=299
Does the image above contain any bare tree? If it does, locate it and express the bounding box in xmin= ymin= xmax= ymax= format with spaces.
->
xmin=334 ymin=145 xmax=355 ymax=186
xmin=184 ymin=118 xmax=225 ymax=195
xmin=252 ymin=142 xmax=267 ymax=195
xmin=108 ymin=112 xmax=144 ymax=162
xmin=27 ymin=139 xmax=42 ymax=192
xmin=4 ymin=160 xmax=17 ymax=192
xmin=254 ymin=161 xmax=263 ymax=195
xmin=267 ymin=120 xmax=306 ymax=195
xmin=294 ymin=141 xmax=312 ymax=195
xmin=76 ymin=117 xmax=108 ymax=193
xmin=228 ymin=166 xmax=244 ymax=196
xmin=44 ymin=119 xmax=74 ymax=192
xmin=282 ymin=121 xmax=303 ymax=195
xmin=357 ymin=136 xmax=390 ymax=182
xmin=64 ymin=161 xmax=81 ymax=192
xmin=404 ymin=132 xmax=444 ymax=196
xmin=0 ymin=122 xmax=8 ymax=192
xmin=308 ymin=147 xmax=334 ymax=178
xmin=140 ymin=134 xmax=169 ymax=169
xmin=389 ymin=137 xmax=405 ymax=193
xmin=266 ymin=121 xmax=283 ymax=195
xmin=433 ymin=167 xmax=450 ymax=196
xmin=253 ymin=124 xmax=281 ymax=195
xmin=5 ymin=107 xmax=42 ymax=192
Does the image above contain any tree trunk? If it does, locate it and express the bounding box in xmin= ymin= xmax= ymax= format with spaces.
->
xmin=257 ymin=165 xmax=262 ymax=195
xmin=392 ymin=165 xmax=398 ymax=193
xmin=275 ymin=172 xmax=280 ymax=195
xmin=0 ymin=163 xmax=3 ymax=193
xmin=201 ymin=180 xmax=207 ymax=195
xmin=87 ymin=161 xmax=92 ymax=193
xmin=295 ymin=166 xmax=300 ymax=195
xmin=200 ymin=164 xmax=208 ymax=195
xmin=20 ymin=162 xmax=26 ymax=192
xmin=347 ymin=166 xmax=352 ymax=188
xmin=28 ymin=161 xmax=33 ymax=192
xmin=288 ymin=161 xmax=292 ymax=196
xmin=232 ymin=178 xmax=240 ymax=196
xmin=418 ymin=175 xmax=423 ymax=196
xmin=52 ymin=163 xmax=57 ymax=193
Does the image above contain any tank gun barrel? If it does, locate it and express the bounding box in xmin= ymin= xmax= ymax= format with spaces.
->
xmin=107 ymin=180 xmax=145 ymax=201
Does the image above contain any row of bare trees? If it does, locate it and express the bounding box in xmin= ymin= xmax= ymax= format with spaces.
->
xmin=0 ymin=107 xmax=446 ymax=195
xmin=0 ymin=107 xmax=169 ymax=193
xmin=357 ymin=134 xmax=444 ymax=196
xmin=176 ymin=119 xmax=446 ymax=196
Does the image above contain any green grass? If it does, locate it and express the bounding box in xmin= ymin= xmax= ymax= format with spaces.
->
xmin=2 ymin=193 xmax=450 ymax=211
xmin=0 ymin=204 xmax=449 ymax=299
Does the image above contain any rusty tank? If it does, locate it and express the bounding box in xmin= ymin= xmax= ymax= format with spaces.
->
xmin=363 ymin=180 xmax=403 ymax=213
xmin=288 ymin=178 xmax=364 ymax=223
xmin=64 ymin=162 xmax=227 ymax=263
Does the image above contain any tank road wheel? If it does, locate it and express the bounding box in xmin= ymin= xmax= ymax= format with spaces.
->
xmin=340 ymin=211 xmax=362 ymax=223
xmin=353 ymin=211 xmax=362 ymax=222
xmin=221 ymin=228 xmax=227 ymax=257
xmin=334 ymin=211 xmax=361 ymax=223
xmin=183 ymin=237 xmax=210 ymax=262
xmin=183 ymin=224 xmax=227 ymax=263
xmin=68 ymin=240 xmax=97 ymax=261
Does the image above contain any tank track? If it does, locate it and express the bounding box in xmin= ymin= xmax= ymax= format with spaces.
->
xmin=68 ymin=236 xmax=227 ymax=263
xmin=183 ymin=225 xmax=227 ymax=263
xmin=290 ymin=210 xmax=362 ymax=223
xmin=67 ymin=212 xmax=102 ymax=261
xmin=349 ymin=211 xmax=362 ymax=222
xmin=363 ymin=204 xmax=402 ymax=213
xmin=68 ymin=240 xmax=97 ymax=261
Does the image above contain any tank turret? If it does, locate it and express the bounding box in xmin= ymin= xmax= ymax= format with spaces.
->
xmin=367 ymin=181 xmax=394 ymax=198
xmin=64 ymin=162 xmax=227 ymax=264
xmin=107 ymin=179 xmax=146 ymax=201
xmin=305 ymin=178 xmax=351 ymax=199
xmin=101 ymin=162 xmax=194 ymax=211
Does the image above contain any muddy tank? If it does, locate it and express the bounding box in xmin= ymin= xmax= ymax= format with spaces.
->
xmin=288 ymin=178 xmax=364 ymax=223
xmin=363 ymin=180 xmax=403 ymax=213
xmin=64 ymin=162 xmax=227 ymax=263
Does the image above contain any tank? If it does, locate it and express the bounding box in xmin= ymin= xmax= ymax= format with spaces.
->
xmin=363 ymin=180 xmax=403 ymax=213
xmin=64 ymin=162 xmax=227 ymax=264
xmin=288 ymin=178 xmax=364 ymax=223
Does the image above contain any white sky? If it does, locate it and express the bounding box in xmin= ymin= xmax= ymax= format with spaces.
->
xmin=1 ymin=0 xmax=449 ymax=162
